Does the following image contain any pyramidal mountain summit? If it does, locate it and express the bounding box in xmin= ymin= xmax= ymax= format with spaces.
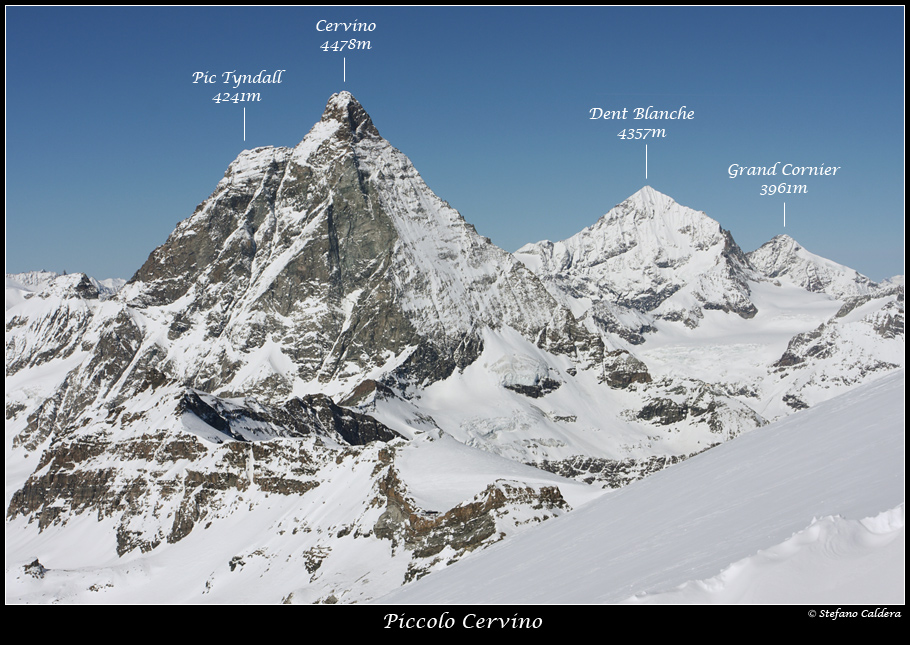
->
xmin=124 ymin=90 xmax=587 ymax=400
xmin=5 ymin=92 xmax=904 ymax=604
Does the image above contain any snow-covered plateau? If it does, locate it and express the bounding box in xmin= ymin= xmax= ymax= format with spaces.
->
xmin=5 ymin=92 xmax=903 ymax=604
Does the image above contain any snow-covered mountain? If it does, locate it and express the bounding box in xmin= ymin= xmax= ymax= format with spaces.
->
xmin=515 ymin=186 xmax=759 ymax=338
xmin=515 ymin=187 xmax=903 ymax=424
xmin=377 ymin=370 xmax=904 ymax=604
xmin=748 ymin=234 xmax=883 ymax=299
xmin=120 ymin=92 xmax=595 ymax=404
xmin=5 ymin=271 xmax=125 ymax=310
xmin=5 ymin=92 xmax=903 ymax=604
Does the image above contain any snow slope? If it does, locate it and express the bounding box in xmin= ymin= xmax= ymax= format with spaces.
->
xmin=377 ymin=369 xmax=904 ymax=604
xmin=626 ymin=505 xmax=904 ymax=604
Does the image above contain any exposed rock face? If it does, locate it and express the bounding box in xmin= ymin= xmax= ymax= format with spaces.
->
xmin=774 ymin=325 xmax=828 ymax=368
xmin=770 ymin=286 xmax=904 ymax=409
xmin=503 ymin=378 xmax=562 ymax=398
xmin=24 ymin=559 xmax=48 ymax=579
xmin=626 ymin=378 xmax=767 ymax=440
xmin=600 ymin=349 xmax=652 ymax=388
xmin=371 ymin=455 xmax=570 ymax=582
xmin=5 ymin=377 xmax=414 ymax=556
xmin=536 ymin=448 xmax=716 ymax=488
xmin=121 ymin=91 xmax=597 ymax=401
xmin=176 ymin=389 xmax=402 ymax=445
xmin=637 ymin=397 xmax=690 ymax=425
xmin=7 ymin=426 xmax=339 ymax=556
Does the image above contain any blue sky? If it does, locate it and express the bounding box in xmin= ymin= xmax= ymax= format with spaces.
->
xmin=5 ymin=6 xmax=904 ymax=281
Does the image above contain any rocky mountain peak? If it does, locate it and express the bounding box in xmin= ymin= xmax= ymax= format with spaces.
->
xmin=515 ymin=186 xmax=760 ymax=329
xmin=748 ymin=234 xmax=880 ymax=299
xmin=37 ymin=272 xmax=100 ymax=301
xmin=761 ymin=234 xmax=800 ymax=255
xmin=622 ymin=185 xmax=678 ymax=215
xmin=610 ymin=186 xmax=714 ymax=234
xmin=109 ymin=91 xmax=594 ymax=400
xmin=320 ymin=91 xmax=379 ymax=142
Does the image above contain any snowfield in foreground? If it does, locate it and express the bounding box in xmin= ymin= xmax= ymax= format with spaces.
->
xmin=626 ymin=505 xmax=904 ymax=604
xmin=377 ymin=370 xmax=904 ymax=604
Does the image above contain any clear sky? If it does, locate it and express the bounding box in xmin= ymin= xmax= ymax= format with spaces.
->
xmin=5 ymin=6 xmax=905 ymax=281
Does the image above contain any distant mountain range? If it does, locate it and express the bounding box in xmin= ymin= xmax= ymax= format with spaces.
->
xmin=5 ymin=92 xmax=903 ymax=604
xmin=6 ymin=270 xmax=125 ymax=310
